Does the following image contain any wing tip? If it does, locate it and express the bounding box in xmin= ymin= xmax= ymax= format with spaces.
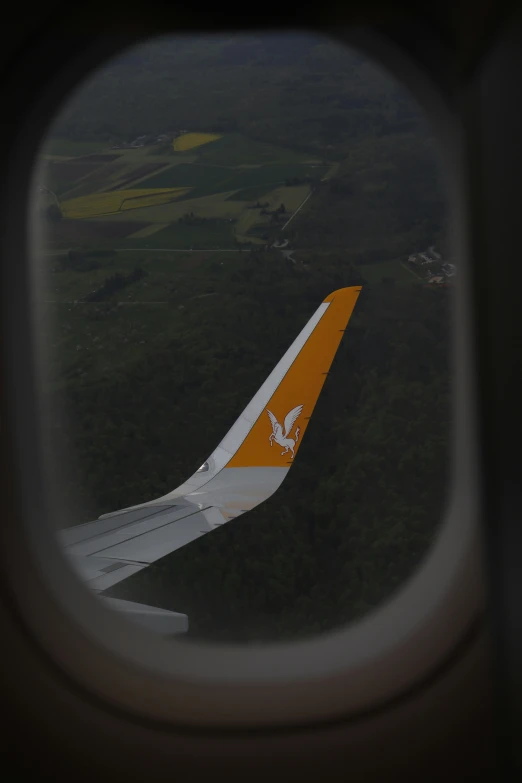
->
xmin=322 ymin=285 xmax=362 ymax=304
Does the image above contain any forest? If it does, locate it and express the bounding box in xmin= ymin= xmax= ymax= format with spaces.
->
xmin=43 ymin=251 xmax=451 ymax=643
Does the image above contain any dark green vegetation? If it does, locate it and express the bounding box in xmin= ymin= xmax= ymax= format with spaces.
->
xmin=40 ymin=32 xmax=451 ymax=642
xmin=82 ymin=267 xmax=147 ymax=301
xmin=196 ymin=134 xmax=315 ymax=167
xmin=44 ymin=220 xmax=148 ymax=246
xmin=286 ymin=134 xmax=447 ymax=260
xmin=42 ymin=249 xmax=450 ymax=643
xmin=42 ymin=139 xmax=110 ymax=156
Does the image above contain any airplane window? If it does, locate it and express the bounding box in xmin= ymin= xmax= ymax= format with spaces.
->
xmin=32 ymin=31 xmax=452 ymax=644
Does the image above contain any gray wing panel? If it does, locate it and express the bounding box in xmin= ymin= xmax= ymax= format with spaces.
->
xmin=93 ymin=507 xmax=217 ymax=563
xmin=58 ymin=503 xmax=186 ymax=547
xmin=62 ymin=504 xmax=204 ymax=559
xmin=59 ymin=501 xmax=228 ymax=594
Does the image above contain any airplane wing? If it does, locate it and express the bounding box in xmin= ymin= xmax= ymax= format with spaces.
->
xmin=57 ymin=286 xmax=362 ymax=635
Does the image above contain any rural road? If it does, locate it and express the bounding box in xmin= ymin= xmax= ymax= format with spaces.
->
xmin=281 ymin=190 xmax=313 ymax=231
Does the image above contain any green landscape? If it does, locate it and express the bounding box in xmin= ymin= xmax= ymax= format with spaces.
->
xmin=37 ymin=32 xmax=452 ymax=643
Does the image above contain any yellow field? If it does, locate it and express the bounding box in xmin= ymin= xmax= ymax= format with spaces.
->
xmin=93 ymin=191 xmax=244 ymax=224
xmin=61 ymin=188 xmax=191 ymax=219
xmin=173 ymin=132 xmax=222 ymax=152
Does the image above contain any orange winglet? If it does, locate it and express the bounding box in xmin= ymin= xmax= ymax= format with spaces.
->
xmin=227 ymin=286 xmax=361 ymax=468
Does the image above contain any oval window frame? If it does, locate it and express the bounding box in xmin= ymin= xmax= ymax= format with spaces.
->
xmin=0 ymin=21 xmax=484 ymax=731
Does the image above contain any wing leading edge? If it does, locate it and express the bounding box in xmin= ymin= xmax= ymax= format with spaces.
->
xmin=58 ymin=286 xmax=361 ymax=635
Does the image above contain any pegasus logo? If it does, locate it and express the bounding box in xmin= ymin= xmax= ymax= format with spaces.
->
xmin=266 ymin=405 xmax=304 ymax=459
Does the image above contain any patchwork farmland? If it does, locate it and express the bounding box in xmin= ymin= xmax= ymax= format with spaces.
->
xmin=37 ymin=132 xmax=327 ymax=249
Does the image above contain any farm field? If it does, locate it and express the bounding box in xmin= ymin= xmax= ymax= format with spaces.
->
xmin=93 ymin=191 xmax=244 ymax=224
xmin=136 ymin=162 xmax=327 ymax=197
xmin=196 ymin=134 xmax=315 ymax=167
xmin=173 ymin=132 xmax=221 ymax=151
xmin=43 ymin=159 xmax=113 ymax=195
xmin=38 ymin=147 xmax=199 ymax=201
xmin=104 ymin=161 xmax=169 ymax=191
xmin=42 ymin=160 xmax=127 ymax=200
xmin=39 ymin=133 xmax=327 ymax=248
xmin=61 ymin=188 xmax=191 ymax=218
xmin=128 ymin=223 xmax=170 ymax=238
xmin=225 ymin=185 xmax=273 ymax=201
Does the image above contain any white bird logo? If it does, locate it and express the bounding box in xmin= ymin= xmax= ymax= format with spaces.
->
xmin=266 ymin=405 xmax=304 ymax=459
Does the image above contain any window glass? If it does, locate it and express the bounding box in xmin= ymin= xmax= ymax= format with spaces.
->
xmin=33 ymin=32 xmax=452 ymax=643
